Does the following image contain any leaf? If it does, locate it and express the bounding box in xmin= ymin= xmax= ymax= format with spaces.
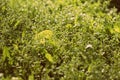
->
xmin=110 ymin=26 xmax=120 ymax=34
xmin=28 ymin=74 xmax=34 ymax=80
xmin=13 ymin=44 xmax=18 ymax=50
xmin=40 ymin=39 xmax=45 ymax=44
xmin=45 ymin=53 xmax=54 ymax=63
xmin=9 ymin=0 xmax=14 ymax=8
xmin=114 ymin=26 xmax=120 ymax=33
xmin=35 ymin=30 xmax=53 ymax=40
xmin=13 ymin=20 xmax=21 ymax=30
xmin=2 ymin=47 xmax=10 ymax=62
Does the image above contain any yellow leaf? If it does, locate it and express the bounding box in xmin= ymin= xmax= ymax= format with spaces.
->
xmin=110 ymin=26 xmax=120 ymax=34
xmin=40 ymin=39 xmax=45 ymax=44
xmin=45 ymin=53 xmax=54 ymax=63
xmin=114 ymin=26 xmax=120 ymax=33
xmin=66 ymin=24 xmax=72 ymax=28
xmin=35 ymin=30 xmax=53 ymax=39
xmin=34 ymin=30 xmax=53 ymax=44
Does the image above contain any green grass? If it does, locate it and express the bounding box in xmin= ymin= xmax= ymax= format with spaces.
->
xmin=0 ymin=0 xmax=120 ymax=80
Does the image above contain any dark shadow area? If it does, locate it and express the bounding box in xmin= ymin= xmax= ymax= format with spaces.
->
xmin=109 ymin=0 xmax=120 ymax=12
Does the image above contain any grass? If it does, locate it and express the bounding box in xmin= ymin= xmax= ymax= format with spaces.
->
xmin=0 ymin=0 xmax=120 ymax=80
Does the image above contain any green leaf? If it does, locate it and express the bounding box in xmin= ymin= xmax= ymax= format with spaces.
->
xmin=13 ymin=20 xmax=21 ymax=30
xmin=2 ymin=47 xmax=10 ymax=62
xmin=28 ymin=74 xmax=34 ymax=80
xmin=45 ymin=53 xmax=54 ymax=63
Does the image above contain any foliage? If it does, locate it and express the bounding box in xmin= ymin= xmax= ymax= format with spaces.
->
xmin=0 ymin=0 xmax=120 ymax=80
